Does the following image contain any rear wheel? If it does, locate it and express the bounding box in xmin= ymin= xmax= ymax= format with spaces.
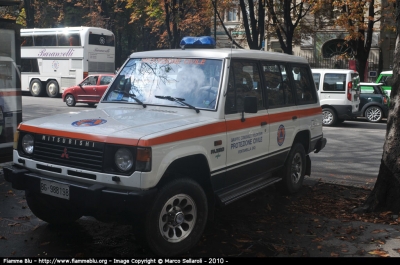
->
xmin=30 ymin=79 xmax=43 ymax=97
xmin=322 ymin=108 xmax=337 ymax=126
xmin=46 ymin=80 xmax=60 ymax=98
xmin=278 ymin=143 xmax=306 ymax=194
xmin=25 ymin=190 xmax=82 ymax=225
xmin=65 ymin=94 xmax=76 ymax=107
xmin=141 ymin=178 xmax=208 ymax=257
xmin=365 ymin=106 xmax=382 ymax=123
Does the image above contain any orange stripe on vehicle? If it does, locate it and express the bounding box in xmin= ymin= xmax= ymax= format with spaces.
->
xmin=19 ymin=107 xmax=322 ymax=147
xmin=138 ymin=122 xmax=227 ymax=146
xmin=0 ymin=91 xmax=22 ymax=97
xmin=18 ymin=124 xmax=139 ymax=146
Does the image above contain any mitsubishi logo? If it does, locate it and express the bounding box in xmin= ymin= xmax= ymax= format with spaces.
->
xmin=61 ymin=147 xmax=69 ymax=159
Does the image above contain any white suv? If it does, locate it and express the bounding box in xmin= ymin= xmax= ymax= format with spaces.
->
xmin=4 ymin=37 xmax=326 ymax=256
xmin=312 ymin=69 xmax=361 ymax=126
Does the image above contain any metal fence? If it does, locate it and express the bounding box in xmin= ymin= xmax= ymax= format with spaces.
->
xmin=297 ymin=52 xmax=380 ymax=81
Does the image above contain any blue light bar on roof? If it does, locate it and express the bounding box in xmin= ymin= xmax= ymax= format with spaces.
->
xmin=180 ymin=36 xmax=216 ymax=49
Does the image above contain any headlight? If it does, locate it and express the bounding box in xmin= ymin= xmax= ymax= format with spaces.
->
xmin=115 ymin=148 xmax=133 ymax=171
xmin=22 ymin=134 xmax=34 ymax=154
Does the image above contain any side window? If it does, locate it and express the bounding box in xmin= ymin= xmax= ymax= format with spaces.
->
xmin=262 ymin=62 xmax=294 ymax=108
xmin=84 ymin=76 xmax=98 ymax=86
xmin=312 ymin=73 xmax=320 ymax=90
xmin=225 ymin=60 xmax=264 ymax=114
xmin=322 ymin=74 xmax=346 ymax=92
xmin=385 ymin=75 xmax=393 ymax=86
xmin=20 ymin=59 xmax=39 ymax=72
xmin=100 ymin=76 xmax=113 ymax=85
xmin=292 ymin=65 xmax=318 ymax=105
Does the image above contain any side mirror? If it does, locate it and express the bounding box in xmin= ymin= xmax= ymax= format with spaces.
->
xmin=241 ymin=96 xmax=258 ymax=122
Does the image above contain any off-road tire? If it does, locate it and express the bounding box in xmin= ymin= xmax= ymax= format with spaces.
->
xmin=278 ymin=143 xmax=306 ymax=194
xmin=142 ymin=178 xmax=208 ymax=257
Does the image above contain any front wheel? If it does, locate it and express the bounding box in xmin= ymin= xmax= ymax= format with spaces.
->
xmin=365 ymin=106 xmax=382 ymax=123
xmin=25 ymin=190 xmax=82 ymax=225
xmin=143 ymin=178 xmax=208 ymax=257
xmin=65 ymin=94 xmax=76 ymax=107
xmin=322 ymin=108 xmax=337 ymax=126
xmin=46 ymin=80 xmax=60 ymax=98
xmin=278 ymin=143 xmax=306 ymax=194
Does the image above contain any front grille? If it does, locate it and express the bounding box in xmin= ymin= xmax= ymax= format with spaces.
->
xmin=29 ymin=134 xmax=105 ymax=172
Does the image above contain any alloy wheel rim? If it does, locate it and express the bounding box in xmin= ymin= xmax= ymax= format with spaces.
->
xmin=66 ymin=96 xmax=74 ymax=105
xmin=158 ymin=194 xmax=197 ymax=243
xmin=366 ymin=107 xmax=381 ymax=122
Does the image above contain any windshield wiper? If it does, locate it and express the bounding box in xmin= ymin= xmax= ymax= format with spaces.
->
xmin=155 ymin=95 xmax=199 ymax=113
xmin=113 ymin=90 xmax=146 ymax=108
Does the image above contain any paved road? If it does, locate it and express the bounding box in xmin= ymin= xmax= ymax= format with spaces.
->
xmin=309 ymin=119 xmax=386 ymax=188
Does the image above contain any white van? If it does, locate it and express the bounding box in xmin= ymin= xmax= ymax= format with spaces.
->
xmin=312 ymin=69 xmax=361 ymax=126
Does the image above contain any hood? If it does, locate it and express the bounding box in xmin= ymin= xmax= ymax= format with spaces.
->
xmin=20 ymin=106 xmax=210 ymax=143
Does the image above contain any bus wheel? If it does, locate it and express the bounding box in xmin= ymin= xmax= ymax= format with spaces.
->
xmin=46 ymin=80 xmax=60 ymax=98
xmin=30 ymin=79 xmax=43 ymax=97
xmin=65 ymin=94 xmax=76 ymax=107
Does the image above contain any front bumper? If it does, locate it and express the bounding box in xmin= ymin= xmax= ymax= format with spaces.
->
xmin=3 ymin=165 xmax=157 ymax=221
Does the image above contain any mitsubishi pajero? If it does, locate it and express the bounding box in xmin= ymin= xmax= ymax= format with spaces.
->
xmin=4 ymin=36 xmax=326 ymax=256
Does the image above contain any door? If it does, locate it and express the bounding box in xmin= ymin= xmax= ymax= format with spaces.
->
xmin=77 ymin=75 xmax=99 ymax=102
xmin=263 ymin=62 xmax=298 ymax=168
xmin=221 ymin=60 xmax=270 ymax=190
xmin=95 ymin=75 xmax=113 ymax=100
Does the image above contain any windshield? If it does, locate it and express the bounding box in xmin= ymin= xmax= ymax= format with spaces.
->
xmin=103 ymin=57 xmax=223 ymax=111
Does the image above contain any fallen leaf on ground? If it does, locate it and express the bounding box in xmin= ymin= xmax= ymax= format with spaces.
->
xmin=368 ymin=249 xmax=390 ymax=257
xmin=40 ymin=242 xmax=50 ymax=246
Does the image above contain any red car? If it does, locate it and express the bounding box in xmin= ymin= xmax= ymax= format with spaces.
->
xmin=62 ymin=74 xmax=115 ymax=107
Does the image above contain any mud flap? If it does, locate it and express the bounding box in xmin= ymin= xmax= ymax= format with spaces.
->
xmin=305 ymin=155 xmax=311 ymax=177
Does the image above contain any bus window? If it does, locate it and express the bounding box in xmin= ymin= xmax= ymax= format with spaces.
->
xmin=57 ymin=34 xmax=69 ymax=46
xmin=21 ymin=59 xmax=39 ymax=72
xmin=68 ymin=34 xmax=81 ymax=46
xmin=21 ymin=36 xmax=33 ymax=46
xmin=89 ymin=33 xmax=114 ymax=46
xmin=34 ymin=35 xmax=57 ymax=46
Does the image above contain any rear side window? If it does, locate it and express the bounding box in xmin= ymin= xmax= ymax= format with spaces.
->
xmin=262 ymin=62 xmax=295 ymax=108
xmin=360 ymin=86 xmax=374 ymax=93
xmin=291 ymin=65 xmax=318 ymax=105
xmin=382 ymin=75 xmax=394 ymax=86
xmin=312 ymin=73 xmax=321 ymax=90
xmin=322 ymin=74 xmax=346 ymax=92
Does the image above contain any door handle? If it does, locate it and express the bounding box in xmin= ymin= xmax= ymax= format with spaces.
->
xmin=261 ymin=121 xmax=267 ymax=126
xmin=292 ymin=116 xmax=298 ymax=120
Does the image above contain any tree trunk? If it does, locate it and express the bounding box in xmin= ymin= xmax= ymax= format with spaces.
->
xmin=23 ymin=0 xmax=35 ymax=28
xmin=358 ymin=0 xmax=400 ymax=213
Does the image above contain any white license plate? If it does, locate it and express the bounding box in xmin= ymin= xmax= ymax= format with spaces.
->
xmin=40 ymin=179 xmax=70 ymax=200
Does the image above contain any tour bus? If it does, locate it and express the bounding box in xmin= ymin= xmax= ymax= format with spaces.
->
xmin=20 ymin=27 xmax=115 ymax=97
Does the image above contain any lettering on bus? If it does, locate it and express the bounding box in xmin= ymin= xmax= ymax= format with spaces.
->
xmin=37 ymin=48 xmax=75 ymax=57
xmin=94 ymin=48 xmax=111 ymax=53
